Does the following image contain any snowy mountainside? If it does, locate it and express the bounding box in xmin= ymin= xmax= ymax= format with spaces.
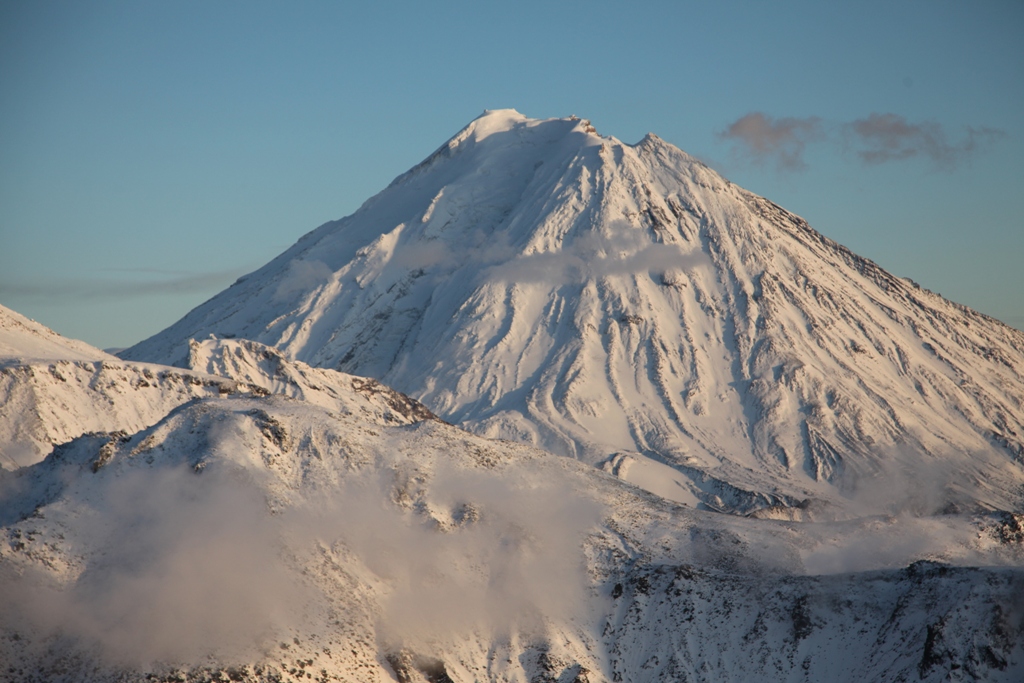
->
xmin=2 ymin=394 xmax=1021 ymax=682
xmin=121 ymin=109 xmax=1024 ymax=517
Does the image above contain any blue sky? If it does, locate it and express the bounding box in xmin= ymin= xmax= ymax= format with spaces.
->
xmin=1 ymin=0 xmax=1021 ymax=349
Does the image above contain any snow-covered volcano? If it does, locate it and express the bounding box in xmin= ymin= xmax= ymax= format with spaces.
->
xmin=123 ymin=109 xmax=1024 ymax=516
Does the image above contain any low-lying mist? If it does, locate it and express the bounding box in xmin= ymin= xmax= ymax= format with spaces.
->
xmin=1 ymin=465 xmax=304 ymax=667
xmin=797 ymin=442 xmax=1024 ymax=574
xmin=294 ymin=464 xmax=605 ymax=647
xmin=1 ymin=454 xmax=605 ymax=669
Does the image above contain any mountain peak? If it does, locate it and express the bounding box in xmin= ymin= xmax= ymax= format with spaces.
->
xmin=472 ymin=107 xmax=528 ymax=132
xmin=122 ymin=112 xmax=1024 ymax=517
xmin=444 ymin=109 xmax=607 ymax=152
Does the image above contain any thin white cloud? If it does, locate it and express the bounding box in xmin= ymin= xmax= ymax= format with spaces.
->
xmin=0 ymin=456 xmax=603 ymax=667
xmin=481 ymin=228 xmax=707 ymax=286
xmin=0 ymin=267 xmax=251 ymax=302
xmin=272 ymin=259 xmax=333 ymax=302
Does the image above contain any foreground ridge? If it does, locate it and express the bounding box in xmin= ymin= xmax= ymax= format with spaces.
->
xmin=2 ymin=393 xmax=1022 ymax=681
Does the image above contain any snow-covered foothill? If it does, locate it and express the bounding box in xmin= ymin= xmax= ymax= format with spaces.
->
xmin=185 ymin=336 xmax=437 ymax=426
xmin=0 ymin=358 xmax=249 ymax=469
xmin=0 ymin=306 xmax=438 ymax=470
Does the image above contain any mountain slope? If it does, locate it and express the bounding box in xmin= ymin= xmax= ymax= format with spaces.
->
xmin=121 ymin=110 xmax=1024 ymax=516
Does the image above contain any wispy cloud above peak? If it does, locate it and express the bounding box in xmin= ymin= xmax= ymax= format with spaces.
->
xmin=719 ymin=111 xmax=1005 ymax=172
xmin=844 ymin=113 xmax=1006 ymax=169
xmin=718 ymin=112 xmax=824 ymax=171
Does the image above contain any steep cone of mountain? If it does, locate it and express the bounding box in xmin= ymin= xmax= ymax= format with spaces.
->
xmin=122 ymin=109 xmax=1024 ymax=516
